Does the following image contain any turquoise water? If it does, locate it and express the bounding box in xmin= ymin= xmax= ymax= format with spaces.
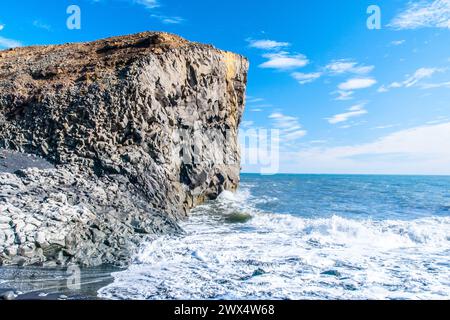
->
xmin=98 ymin=174 xmax=450 ymax=300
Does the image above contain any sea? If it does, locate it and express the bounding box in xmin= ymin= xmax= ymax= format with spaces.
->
xmin=97 ymin=174 xmax=450 ymax=300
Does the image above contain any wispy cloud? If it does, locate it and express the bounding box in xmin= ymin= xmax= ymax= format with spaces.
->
xmin=246 ymin=96 xmax=265 ymax=103
xmin=245 ymin=96 xmax=272 ymax=112
xmin=333 ymin=90 xmax=355 ymax=101
xmin=401 ymin=67 xmax=442 ymax=87
xmin=291 ymin=72 xmax=322 ymax=84
xmin=33 ymin=20 xmax=51 ymax=31
xmin=338 ymin=78 xmax=377 ymax=91
xmin=325 ymin=60 xmax=374 ymax=75
xmin=327 ymin=104 xmax=368 ymax=124
xmin=379 ymin=67 xmax=443 ymax=92
xmin=259 ymin=52 xmax=309 ymax=70
xmin=134 ymin=0 xmax=159 ymax=9
xmin=0 ymin=21 xmax=22 ymax=49
xmin=247 ymin=39 xmax=290 ymax=50
xmin=372 ymin=124 xmax=400 ymax=130
xmin=247 ymin=38 xmax=309 ymax=72
xmin=0 ymin=36 xmax=22 ymax=49
xmin=319 ymin=60 xmax=377 ymax=98
xmin=391 ymin=40 xmax=406 ymax=46
xmin=389 ymin=0 xmax=450 ymax=30
xmin=128 ymin=1 xmax=185 ymax=25
xmin=241 ymin=120 xmax=254 ymax=128
xmin=269 ymin=112 xmax=307 ymax=141
xmin=150 ymin=14 xmax=184 ymax=24
xmin=420 ymin=81 xmax=450 ymax=89
xmin=293 ymin=122 xmax=450 ymax=175
xmin=290 ymin=59 xmax=376 ymax=87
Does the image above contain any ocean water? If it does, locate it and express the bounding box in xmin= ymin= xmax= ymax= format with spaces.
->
xmin=98 ymin=174 xmax=450 ymax=300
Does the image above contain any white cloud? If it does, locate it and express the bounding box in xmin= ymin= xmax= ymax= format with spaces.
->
xmin=325 ymin=60 xmax=374 ymax=75
xmin=134 ymin=0 xmax=159 ymax=9
xmin=291 ymin=72 xmax=322 ymax=84
xmin=333 ymin=90 xmax=355 ymax=101
xmin=377 ymin=85 xmax=389 ymax=93
xmin=247 ymin=39 xmax=290 ymax=50
xmin=420 ymin=81 xmax=450 ymax=89
xmin=338 ymin=78 xmax=377 ymax=91
xmin=291 ymin=122 xmax=450 ymax=175
xmin=269 ymin=112 xmax=299 ymax=129
xmin=33 ymin=20 xmax=51 ymax=31
xmin=0 ymin=36 xmax=22 ymax=49
xmin=389 ymin=0 xmax=450 ymax=30
xmin=327 ymin=104 xmax=368 ymax=124
xmin=259 ymin=52 xmax=309 ymax=70
xmin=372 ymin=124 xmax=399 ymax=130
xmin=246 ymin=97 xmax=264 ymax=103
xmin=402 ymin=67 xmax=441 ymax=87
xmin=391 ymin=40 xmax=406 ymax=46
xmin=426 ymin=116 xmax=450 ymax=124
xmin=283 ymin=130 xmax=308 ymax=141
xmin=241 ymin=120 xmax=254 ymax=128
xmin=129 ymin=1 xmax=185 ymax=24
xmin=150 ymin=14 xmax=184 ymax=24
xmin=269 ymin=112 xmax=307 ymax=141
xmin=0 ymin=24 xmax=4 ymax=31
xmin=380 ymin=67 xmax=443 ymax=92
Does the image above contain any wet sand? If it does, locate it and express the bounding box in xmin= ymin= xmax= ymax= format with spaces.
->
xmin=0 ymin=265 xmax=120 ymax=300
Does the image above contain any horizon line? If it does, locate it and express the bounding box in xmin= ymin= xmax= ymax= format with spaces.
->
xmin=241 ymin=172 xmax=450 ymax=177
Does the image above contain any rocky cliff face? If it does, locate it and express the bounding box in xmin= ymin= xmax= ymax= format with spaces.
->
xmin=0 ymin=32 xmax=248 ymax=266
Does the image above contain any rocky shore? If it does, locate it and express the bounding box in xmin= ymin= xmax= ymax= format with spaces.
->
xmin=0 ymin=32 xmax=248 ymax=267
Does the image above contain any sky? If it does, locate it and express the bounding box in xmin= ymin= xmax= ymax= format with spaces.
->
xmin=1 ymin=0 xmax=450 ymax=175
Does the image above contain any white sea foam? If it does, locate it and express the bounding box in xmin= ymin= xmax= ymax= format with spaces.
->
xmin=98 ymin=187 xmax=450 ymax=300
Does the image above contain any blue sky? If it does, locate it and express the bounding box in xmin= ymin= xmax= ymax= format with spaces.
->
xmin=1 ymin=0 xmax=450 ymax=174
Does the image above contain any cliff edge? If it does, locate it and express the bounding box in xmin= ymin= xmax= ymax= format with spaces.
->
xmin=0 ymin=32 xmax=248 ymax=266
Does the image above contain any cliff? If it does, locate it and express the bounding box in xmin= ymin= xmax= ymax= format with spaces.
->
xmin=0 ymin=32 xmax=248 ymax=266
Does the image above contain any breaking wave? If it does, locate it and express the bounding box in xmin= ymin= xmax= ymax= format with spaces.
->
xmin=98 ymin=181 xmax=450 ymax=300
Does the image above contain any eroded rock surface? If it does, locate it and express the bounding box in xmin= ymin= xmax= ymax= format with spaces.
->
xmin=0 ymin=32 xmax=248 ymax=266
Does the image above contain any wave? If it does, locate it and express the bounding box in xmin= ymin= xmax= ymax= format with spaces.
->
xmin=98 ymin=187 xmax=450 ymax=300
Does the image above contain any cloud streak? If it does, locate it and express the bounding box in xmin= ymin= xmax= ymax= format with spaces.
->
xmin=269 ymin=112 xmax=307 ymax=141
xmin=291 ymin=72 xmax=322 ymax=84
xmin=389 ymin=0 xmax=450 ymax=30
xmin=379 ymin=67 xmax=443 ymax=92
xmin=259 ymin=52 xmax=309 ymax=70
xmin=338 ymin=78 xmax=377 ymax=91
xmin=134 ymin=0 xmax=159 ymax=9
xmin=293 ymin=121 xmax=450 ymax=175
xmin=0 ymin=36 xmax=22 ymax=49
xmin=33 ymin=20 xmax=51 ymax=31
xmin=327 ymin=104 xmax=368 ymax=124
xmin=150 ymin=14 xmax=184 ymax=24
xmin=247 ymin=39 xmax=290 ymax=50
xmin=325 ymin=60 xmax=374 ymax=75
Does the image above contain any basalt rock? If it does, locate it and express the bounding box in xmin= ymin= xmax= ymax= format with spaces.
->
xmin=0 ymin=32 xmax=248 ymax=266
